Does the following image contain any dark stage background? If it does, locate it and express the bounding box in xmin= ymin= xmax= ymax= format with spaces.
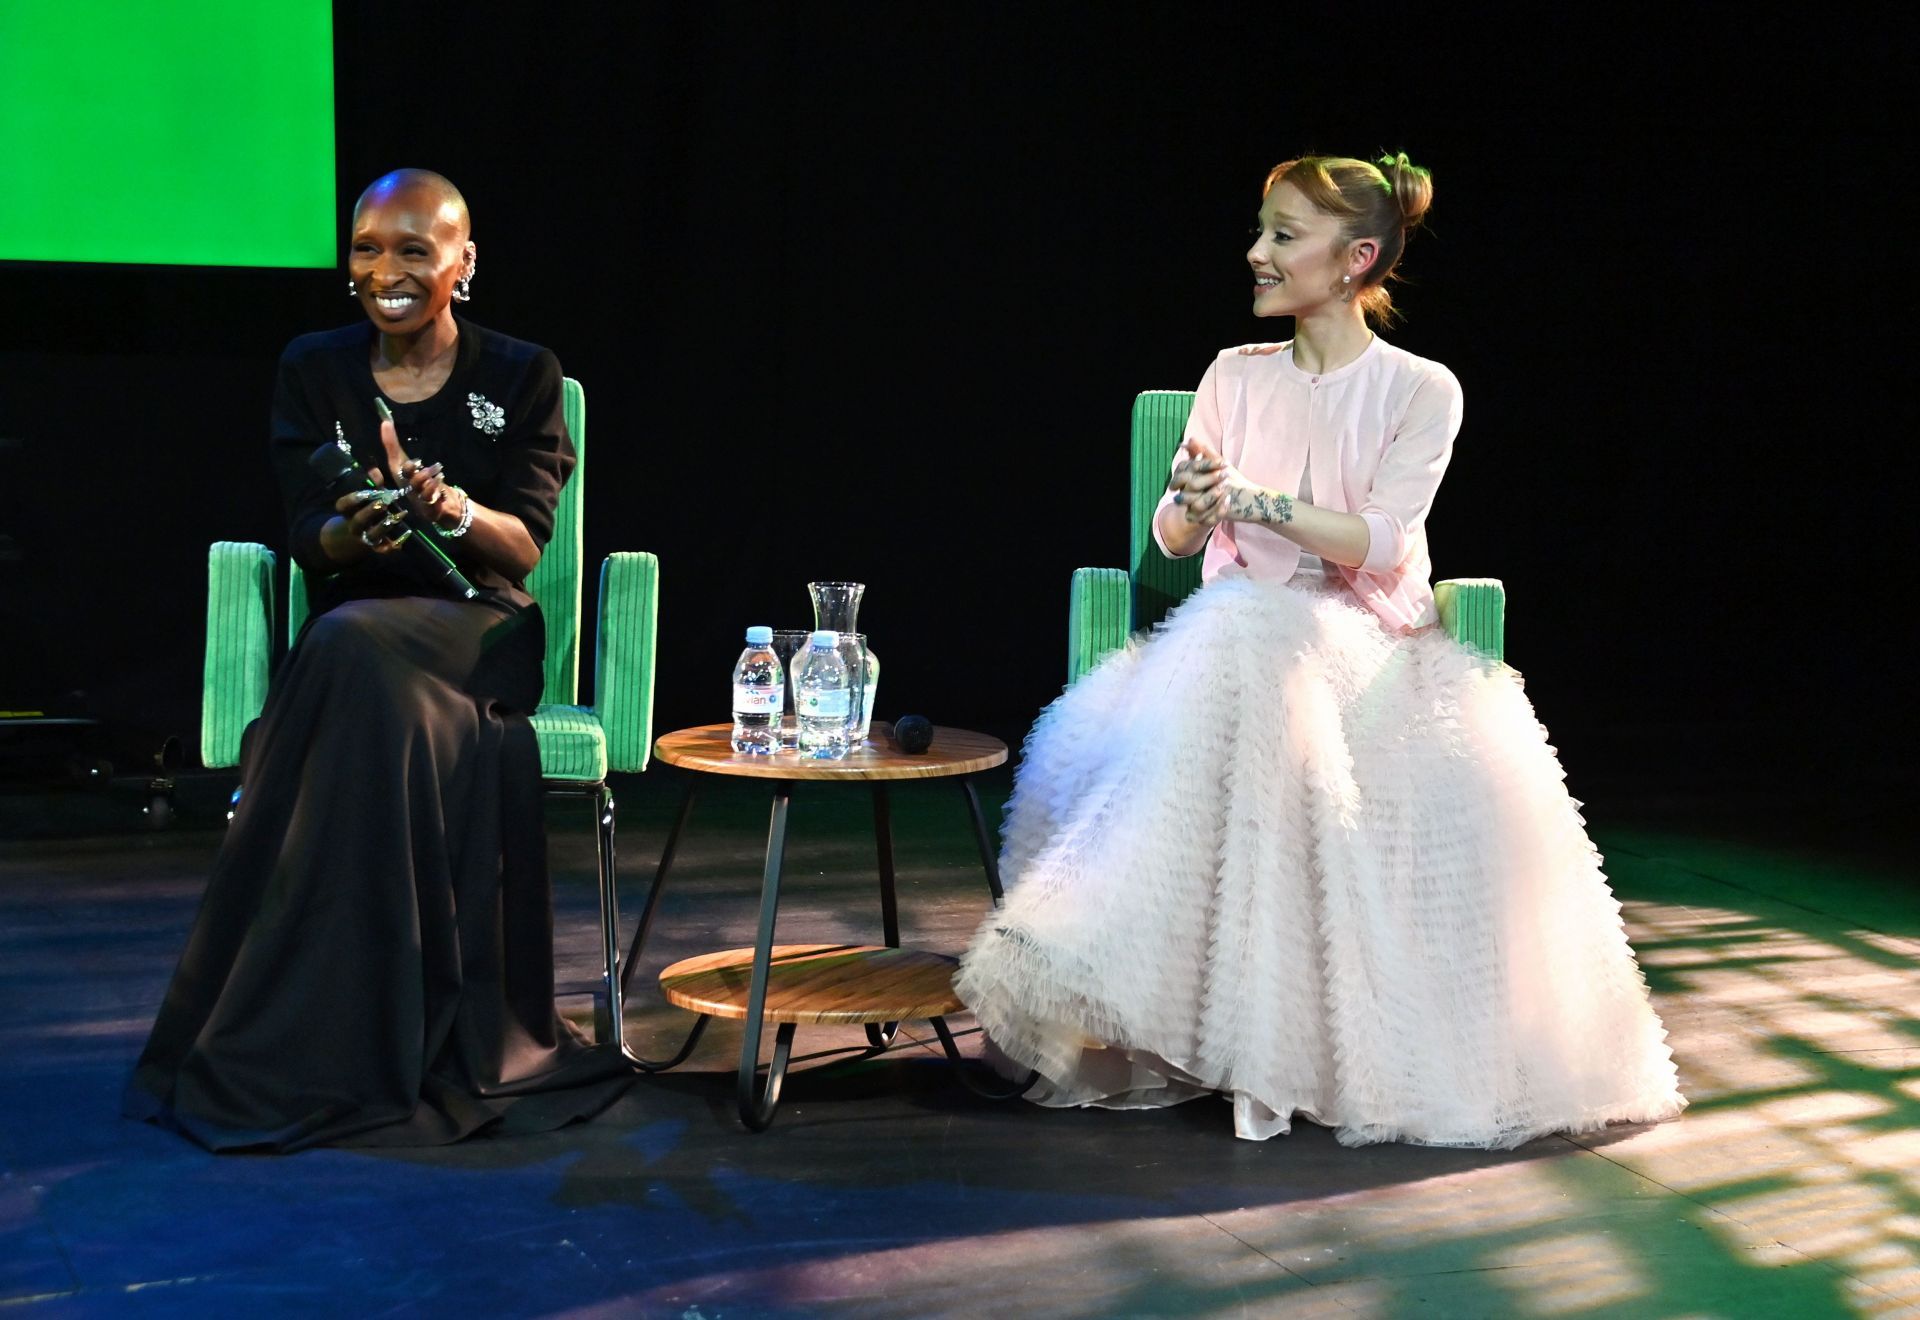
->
xmin=0 ymin=7 xmax=1899 ymax=807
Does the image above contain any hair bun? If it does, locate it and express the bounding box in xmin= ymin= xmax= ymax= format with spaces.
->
xmin=1377 ymin=151 xmax=1434 ymax=229
xmin=1262 ymin=151 xmax=1432 ymax=327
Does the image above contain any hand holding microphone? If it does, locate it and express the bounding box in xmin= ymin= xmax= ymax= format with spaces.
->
xmin=324 ymin=400 xmax=418 ymax=552
xmin=309 ymin=400 xmax=480 ymax=600
xmin=333 ymin=483 xmax=410 ymax=552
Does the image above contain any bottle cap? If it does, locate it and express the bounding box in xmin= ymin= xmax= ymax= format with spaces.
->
xmin=745 ymin=625 xmax=773 ymax=646
xmin=809 ymin=629 xmax=837 ymax=649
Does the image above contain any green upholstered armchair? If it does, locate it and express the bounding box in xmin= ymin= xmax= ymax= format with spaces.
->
xmin=1068 ymin=390 xmax=1506 ymax=683
xmin=199 ymin=378 xmax=658 ymax=1046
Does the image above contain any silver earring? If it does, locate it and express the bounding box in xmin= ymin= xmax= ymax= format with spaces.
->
xmin=347 ymin=278 xmax=358 ymax=297
xmin=452 ymin=275 xmax=472 ymax=303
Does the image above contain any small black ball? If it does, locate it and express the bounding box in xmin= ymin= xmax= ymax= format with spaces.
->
xmin=892 ymin=715 xmax=934 ymax=753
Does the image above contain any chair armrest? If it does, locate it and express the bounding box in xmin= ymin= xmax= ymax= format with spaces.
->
xmin=1434 ymin=577 xmax=1505 ymax=663
xmin=202 ymin=541 xmax=276 ymax=768
xmin=593 ymin=551 xmax=659 ymax=773
xmin=1069 ymin=567 xmax=1132 ymax=685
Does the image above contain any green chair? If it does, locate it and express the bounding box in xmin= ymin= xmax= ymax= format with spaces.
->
xmin=1068 ymin=390 xmax=1506 ymax=681
xmin=199 ymin=378 xmax=659 ymax=1052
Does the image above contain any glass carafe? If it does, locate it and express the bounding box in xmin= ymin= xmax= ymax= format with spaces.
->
xmin=807 ymin=581 xmax=880 ymax=742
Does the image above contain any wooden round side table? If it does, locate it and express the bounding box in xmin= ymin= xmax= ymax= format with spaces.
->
xmin=619 ymin=722 xmax=1018 ymax=1129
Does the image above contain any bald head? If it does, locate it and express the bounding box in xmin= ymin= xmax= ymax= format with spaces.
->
xmin=347 ymin=169 xmax=478 ymax=334
xmin=354 ymin=168 xmax=470 ymax=240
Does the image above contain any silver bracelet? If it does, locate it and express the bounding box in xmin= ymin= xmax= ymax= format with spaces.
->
xmin=439 ymin=486 xmax=474 ymax=538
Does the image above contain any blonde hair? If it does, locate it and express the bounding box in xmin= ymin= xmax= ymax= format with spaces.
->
xmin=1263 ymin=152 xmax=1433 ymax=326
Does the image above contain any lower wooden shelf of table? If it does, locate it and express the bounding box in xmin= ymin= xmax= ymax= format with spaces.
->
xmin=659 ymin=944 xmax=964 ymax=1025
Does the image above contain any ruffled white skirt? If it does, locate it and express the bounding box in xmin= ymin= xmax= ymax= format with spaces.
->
xmin=955 ymin=570 xmax=1684 ymax=1147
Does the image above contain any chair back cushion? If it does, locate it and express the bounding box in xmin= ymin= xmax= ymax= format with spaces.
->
xmin=525 ymin=377 xmax=585 ymax=706
xmin=202 ymin=541 xmax=277 ymax=767
xmin=288 ymin=563 xmax=309 ymax=642
xmin=1129 ymin=391 xmax=1202 ymax=630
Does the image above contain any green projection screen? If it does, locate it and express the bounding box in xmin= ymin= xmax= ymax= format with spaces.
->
xmin=0 ymin=0 xmax=334 ymax=268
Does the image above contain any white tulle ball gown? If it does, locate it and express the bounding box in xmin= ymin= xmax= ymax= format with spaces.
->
xmin=955 ymin=565 xmax=1685 ymax=1147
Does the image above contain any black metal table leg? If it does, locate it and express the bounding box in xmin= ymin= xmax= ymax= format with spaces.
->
xmin=867 ymin=784 xmax=901 ymax=1049
xmin=960 ymin=777 xmax=1005 ymax=903
xmin=610 ymin=775 xmax=711 ymax=1073
xmin=930 ymin=1017 xmax=1038 ymax=1099
xmin=740 ymin=1023 xmax=797 ymax=1132
xmin=737 ymin=780 xmax=794 ymax=1131
xmin=872 ymin=784 xmax=900 ymax=947
xmin=621 ymin=776 xmax=699 ymax=996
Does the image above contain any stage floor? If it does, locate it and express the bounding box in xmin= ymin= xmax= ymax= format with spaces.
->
xmin=3 ymin=766 xmax=1916 ymax=1318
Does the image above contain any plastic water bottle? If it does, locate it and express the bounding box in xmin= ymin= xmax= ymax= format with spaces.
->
xmin=792 ymin=629 xmax=851 ymax=759
xmin=730 ymin=626 xmax=784 ymax=754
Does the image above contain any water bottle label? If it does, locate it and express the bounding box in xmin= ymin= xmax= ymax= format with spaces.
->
xmin=732 ymin=684 xmax=783 ymax=714
xmin=799 ymin=689 xmax=850 ymax=718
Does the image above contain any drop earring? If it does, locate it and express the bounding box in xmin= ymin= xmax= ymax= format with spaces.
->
xmin=1340 ymin=274 xmax=1354 ymax=303
xmin=453 ymin=255 xmax=475 ymax=303
xmin=347 ymin=278 xmax=358 ymax=297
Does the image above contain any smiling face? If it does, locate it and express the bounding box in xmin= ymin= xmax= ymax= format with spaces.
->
xmin=347 ymin=178 xmax=474 ymax=335
xmin=1245 ymin=179 xmax=1372 ymax=319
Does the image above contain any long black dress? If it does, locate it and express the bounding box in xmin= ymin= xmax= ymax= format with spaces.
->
xmin=125 ymin=318 xmax=632 ymax=1151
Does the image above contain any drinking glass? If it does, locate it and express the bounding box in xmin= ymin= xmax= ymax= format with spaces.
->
xmin=768 ymin=629 xmax=811 ymax=750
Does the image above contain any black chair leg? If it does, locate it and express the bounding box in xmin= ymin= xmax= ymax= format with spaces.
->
xmin=591 ymin=783 xmax=623 ymax=1049
xmin=632 ymin=1014 xmax=712 ymax=1074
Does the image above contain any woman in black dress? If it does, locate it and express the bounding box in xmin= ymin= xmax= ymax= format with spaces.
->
xmin=125 ymin=169 xmax=630 ymax=1150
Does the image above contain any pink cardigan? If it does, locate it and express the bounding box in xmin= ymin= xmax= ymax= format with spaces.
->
xmin=1151 ymin=336 xmax=1465 ymax=631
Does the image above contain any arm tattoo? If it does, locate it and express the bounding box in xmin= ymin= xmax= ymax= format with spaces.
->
xmin=1229 ymin=486 xmax=1294 ymax=525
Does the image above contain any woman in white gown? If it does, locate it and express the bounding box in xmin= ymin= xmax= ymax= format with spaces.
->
xmin=955 ymin=152 xmax=1685 ymax=1147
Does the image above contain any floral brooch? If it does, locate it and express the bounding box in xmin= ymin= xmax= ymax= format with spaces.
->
xmin=468 ymin=393 xmax=506 ymax=438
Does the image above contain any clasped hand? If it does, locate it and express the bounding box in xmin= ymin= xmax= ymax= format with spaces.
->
xmin=1166 ymin=438 xmax=1261 ymax=527
xmin=333 ymin=418 xmax=467 ymax=553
